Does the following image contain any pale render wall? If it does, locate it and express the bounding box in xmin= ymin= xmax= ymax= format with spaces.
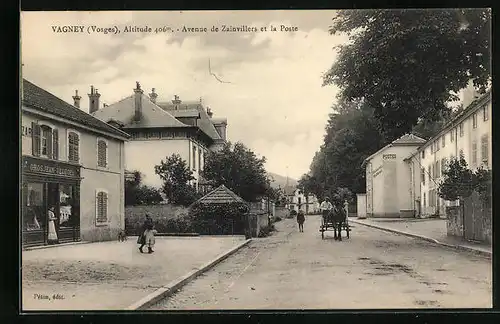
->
xmin=369 ymin=154 xmax=384 ymax=216
xmin=125 ymin=139 xmax=190 ymax=188
xmin=22 ymin=110 xmax=126 ymax=242
xmin=419 ymin=99 xmax=491 ymax=216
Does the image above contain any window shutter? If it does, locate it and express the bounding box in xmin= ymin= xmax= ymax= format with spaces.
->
xmin=47 ymin=127 xmax=53 ymax=158
xmin=32 ymin=122 xmax=41 ymax=156
xmin=52 ymin=129 xmax=59 ymax=160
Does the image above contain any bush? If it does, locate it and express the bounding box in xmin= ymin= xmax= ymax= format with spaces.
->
xmin=258 ymin=224 xmax=276 ymax=237
xmin=189 ymin=202 xmax=249 ymax=235
xmin=125 ymin=205 xmax=192 ymax=235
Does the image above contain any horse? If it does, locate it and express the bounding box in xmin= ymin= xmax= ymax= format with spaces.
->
xmin=331 ymin=204 xmax=347 ymax=241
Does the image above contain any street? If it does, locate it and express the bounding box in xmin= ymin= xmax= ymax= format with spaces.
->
xmin=149 ymin=215 xmax=492 ymax=309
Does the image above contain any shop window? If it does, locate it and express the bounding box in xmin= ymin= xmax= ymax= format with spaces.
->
xmin=68 ymin=131 xmax=80 ymax=163
xmin=96 ymin=191 xmax=108 ymax=224
xmin=97 ymin=139 xmax=108 ymax=167
xmin=23 ymin=183 xmax=45 ymax=232
xmin=59 ymin=184 xmax=75 ymax=229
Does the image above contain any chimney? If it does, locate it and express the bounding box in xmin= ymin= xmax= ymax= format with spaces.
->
xmin=88 ymin=86 xmax=101 ymax=114
xmin=72 ymin=90 xmax=81 ymax=108
xmin=172 ymin=94 xmax=182 ymax=105
xmin=134 ymin=81 xmax=144 ymax=121
xmin=207 ymin=107 xmax=213 ymax=118
xmin=149 ymin=88 xmax=158 ymax=103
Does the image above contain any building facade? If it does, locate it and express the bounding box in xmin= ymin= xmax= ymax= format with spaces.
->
xmin=22 ymin=79 xmax=130 ymax=247
xmin=407 ymin=90 xmax=492 ymax=217
xmin=91 ymin=83 xmax=227 ymax=194
xmin=363 ymin=134 xmax=426 ymax=218
xmin=284 ymin=187 xmax=320 ymax=214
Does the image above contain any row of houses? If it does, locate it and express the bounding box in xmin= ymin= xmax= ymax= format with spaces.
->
xmin=358 ymin=86 xmax=492 ymax=219
xmin=21 ymin=79 xmax=229 ymax=247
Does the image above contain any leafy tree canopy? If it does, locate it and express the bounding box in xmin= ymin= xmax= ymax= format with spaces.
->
xmin=154 ymin=154 xmax=200 ymax=206
xmin=125 ymin=170 xmax=163 ymax=206
xmin=324 ymin=9 xmax=491 ymax=140
xmin=202 ymin=142 xmax=272 ymax=202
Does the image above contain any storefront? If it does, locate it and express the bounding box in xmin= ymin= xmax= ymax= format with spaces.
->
xmin=21 ymin=156 xmax=81 ymax=247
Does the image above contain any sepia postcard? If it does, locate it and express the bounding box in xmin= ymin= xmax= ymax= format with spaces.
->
xmin=20 ymin=9 xmax=492 ymax=312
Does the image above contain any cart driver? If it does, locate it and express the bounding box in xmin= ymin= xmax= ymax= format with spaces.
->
xmin=320 ymin=197 xmax=333 ymax=219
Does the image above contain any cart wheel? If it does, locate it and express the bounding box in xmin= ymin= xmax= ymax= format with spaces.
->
xmin=321 ymin=230 xmax=324 ymax=239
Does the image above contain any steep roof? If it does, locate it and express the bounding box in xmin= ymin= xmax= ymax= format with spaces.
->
xmin=194 ymin=185 xmax=246 ymax=205
xmin=157 ymin=101 xmax=222 ymax=140
xmin=22 ymin=79 xmax=130 ymax=139
xmin=92 ymin=94 xmax=190 ymax=129
xmin=363 ymin=133 xmax=425 ymax=165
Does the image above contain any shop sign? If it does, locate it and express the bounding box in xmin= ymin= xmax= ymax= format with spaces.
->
xmin=22 ymin=156 xmax=80 ymax=178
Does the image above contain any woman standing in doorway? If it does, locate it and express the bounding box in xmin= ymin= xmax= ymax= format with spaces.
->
xmin=47 ymin=206 xmax=58 ymax=244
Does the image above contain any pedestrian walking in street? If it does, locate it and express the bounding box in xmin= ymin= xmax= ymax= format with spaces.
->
xmin=138 ymin=214 xmax=156 ymax=254
xmin=47 ymin=206 xmax=58 ymax=244
xmin=297 ymin=208 xmax=305 ymax=232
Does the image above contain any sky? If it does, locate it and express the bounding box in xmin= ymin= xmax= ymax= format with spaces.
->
xmin=21 ymin=10 xmax=349 ymax=180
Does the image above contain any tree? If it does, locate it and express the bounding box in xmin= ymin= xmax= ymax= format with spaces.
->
xmin=154 ymin=154 xmax=200 ymax=206
xmin=125 ymin=170 xmax=163 ymax=206
xmin=323 ymin=9 xmax=491 ymax=140
xmin=202 ymin=142 xmax=271 ymax=202
xmin=303 ymin=100 xmax=386 ymax=198
xmin=437 ymin=155 xmax=474 ymax=201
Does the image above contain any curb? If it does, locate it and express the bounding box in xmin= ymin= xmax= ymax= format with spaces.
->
xmin=126 ymin=238 xmax=253 ymax=310
xmin=351 ymin=220 xmax=491 ymax=258
xmin=23 ymin=241 xmax=92 ymax=251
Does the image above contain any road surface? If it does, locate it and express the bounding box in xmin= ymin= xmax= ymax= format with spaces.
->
xmin=149 ymin=215 xmax=492 ymax=309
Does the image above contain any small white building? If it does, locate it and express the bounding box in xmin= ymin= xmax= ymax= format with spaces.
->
xmin=406 ymin=89 xmax=492 ymax=217
xmin=284 ymin=187 xmax=320 ymax=214
xmin=362 ymin=134 xmax=427 ymax=218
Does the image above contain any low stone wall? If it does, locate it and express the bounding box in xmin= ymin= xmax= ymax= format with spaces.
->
xmin=81 ymin=226 xmax=122 ymax=242
xmin=248 ymin=212 xmax=270 ymax=237
xmin=125 ymin=205 xmax=190 ymax=235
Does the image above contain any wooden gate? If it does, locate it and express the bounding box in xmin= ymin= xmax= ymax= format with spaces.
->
xmin=463 ymin=192 xmax=484 ymax=242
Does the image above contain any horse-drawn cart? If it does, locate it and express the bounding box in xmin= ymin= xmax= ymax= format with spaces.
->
xmin=319 ymin=209 xmax=350 ymax=240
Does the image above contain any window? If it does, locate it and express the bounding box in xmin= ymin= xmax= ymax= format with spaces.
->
xmin=428 ymin=165 xmax=432 ymax=181
xmin=198 ymin=147 xmax=202 ymax=171
xmin=481 ymin=135 xmax=489 ymax=165
xmin=41 ymin=125 xmax=51 ymax=157
xmin=423 ymin=193 xmax=426 ymax=207
xmin=441 ymin=136 xmax=445 ymax=148
xmin=97 ymin=139 xmax=108 ymax=167
xmin=459 ymin=149 xmax=464 ymax=158
xmin=472 ymin=113 xmax=477 ymax=129
xmin=421 ymin=168 xmax=425 ymax=185
xmin=441 ymin=158 xmax=447 ymax=175
xmin=435 ymin=161 xmax=440 ymax=178
xmin=436 ymin=140 xmax=440 ymax=151
xmin=450 ymin=129 xmax=455 ymax=142
xmin=459 ymin=123 xmax=464 ymax=137
xmin=483 ymin=104 xmax=489 ymax=121
xmin=192 ymin=145 xmax=197 ymax=171
xmin=472 ymin=141 xmax=477 ymax=165
xmin=68 ymin=131 xmax=80 ymax=163
xmin=96 ymin=191 xmax=108 ymax=224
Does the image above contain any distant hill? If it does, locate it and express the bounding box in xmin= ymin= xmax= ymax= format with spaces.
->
xmin=268 ymin=172 xmax=298 ymax=189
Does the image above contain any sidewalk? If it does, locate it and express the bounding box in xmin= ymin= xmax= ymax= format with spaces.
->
xmin=351 ymin=217 xmax=492 ymax=258
xmin=22 ymin=235 xmax=247 ymax=311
